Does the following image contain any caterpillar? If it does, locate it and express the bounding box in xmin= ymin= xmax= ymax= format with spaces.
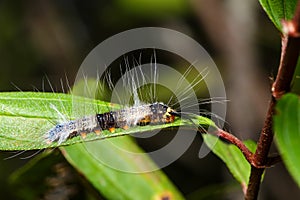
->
xmin=44 ymin=50 xmax=216 ymax=146
xmin=46 ymin=102 xmax=180 ymax=144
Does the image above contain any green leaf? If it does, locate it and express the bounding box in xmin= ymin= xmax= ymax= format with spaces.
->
xmin=274 ymin=93 xmax=300 ymax=187
xmin=259 ymin=0 xmax=298 ymax=32
xmin=203 ymin=134 xmax=256 ymax=187
xmin=0 ymin=92 xmax=211 ymax=150
xmin=0 ymin=91 xmax=214 ymax=150
xmin=62 ymin=137 xmax=184 ymax=200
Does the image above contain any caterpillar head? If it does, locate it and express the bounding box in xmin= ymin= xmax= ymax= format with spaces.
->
xmin=150 ymin=102 xmax=180 ymax=123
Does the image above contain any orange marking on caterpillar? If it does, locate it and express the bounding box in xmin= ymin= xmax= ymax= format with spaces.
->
xmin=80 ymin=132 xmax=87 ymax=139
xmin=94 ymin=129 xmax=101 ymax=135
xmin=109 ymin=127 xmax=115 ymax=133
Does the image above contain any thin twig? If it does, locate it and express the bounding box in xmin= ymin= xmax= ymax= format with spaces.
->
xmin=215 ymin=128 xmax=254 ymax=163
xmin=214 ymin=128 xmax=280 ymax=168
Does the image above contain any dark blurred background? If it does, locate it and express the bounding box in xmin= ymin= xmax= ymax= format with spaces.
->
xmin=0 ymin=0 xmax=299 ymax=199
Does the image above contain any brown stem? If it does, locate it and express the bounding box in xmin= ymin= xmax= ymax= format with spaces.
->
xmin=245 ymin=2 xmax=300 ymax=200
xmin=245 ymin=98 xmax=275 ymax=200
xmin=253 ymin=97 xmax=276 ymax=166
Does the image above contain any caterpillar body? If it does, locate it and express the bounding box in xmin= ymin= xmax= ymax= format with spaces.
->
xmin=46 ymin=102 xmax=179 ymax=144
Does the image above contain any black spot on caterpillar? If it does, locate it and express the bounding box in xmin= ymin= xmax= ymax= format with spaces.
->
xmin=46 ymin=102 xmax=180 ymax=144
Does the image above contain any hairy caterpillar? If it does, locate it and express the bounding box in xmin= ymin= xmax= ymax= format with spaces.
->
xmin=46 ymin=102 xmax=180 ymax=144
xmin=42 ymin=48 xmax=223 ymax=148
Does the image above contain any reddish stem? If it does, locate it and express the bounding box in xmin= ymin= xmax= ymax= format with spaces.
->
xmin=215 ymin=128 xmax=280 ymax=168
xmin=215 ymin=128 xmax=253 ymax=162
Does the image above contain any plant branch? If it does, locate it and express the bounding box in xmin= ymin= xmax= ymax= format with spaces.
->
xmin=215 ymin=128 xmax=254 ymax=163
xmin=214 ymin=128 xmax=280 ymax=168
xmin=245 ymin=2 xmax=300 ymax=200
